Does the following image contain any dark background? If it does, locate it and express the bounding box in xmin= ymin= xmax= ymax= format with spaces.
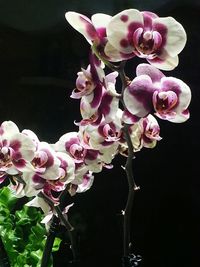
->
xmin=0 ymin=0 xmax=198 ymax=266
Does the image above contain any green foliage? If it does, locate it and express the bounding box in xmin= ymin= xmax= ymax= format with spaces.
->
xmin=0 ymin=187 xmax=61 ymax=267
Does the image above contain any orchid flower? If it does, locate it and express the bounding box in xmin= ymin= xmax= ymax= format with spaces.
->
xmin=54 ymin=131 xmax=103 ymax=173
xmin=68 ymin=170 xmax=94 ymax=196
xmin=71 ymin=53 xmax=119 ymax=125
xmin=119 ymin=114 xmax=161 ymax=155
xmin=79 ymin=108 xmax=123 ymax=162
xmin=123 ymin=63 xmax=191 ymax=123
xmin=0 ymin=121 xmax=36 ymax=183
xmin=106 ymin=9 xmax=186 ymax=70
xmin=80 ymin=69 xmax=119 ymax=124
xmin=65 ymin=11 xmax=123 ymax=61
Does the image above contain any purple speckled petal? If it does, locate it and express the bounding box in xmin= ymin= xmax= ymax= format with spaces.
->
xmin=65 ymin=12 xmax=98 ymax=42
xmin=10 ymin=133 xmax=36 ymax=161
xmin=107 ymin=9 xmax=143 ymax=54
xmin=123 ymin=75 xmax=154 ymax=117
xmin=136 ymin=63 xmax=165 ymax=83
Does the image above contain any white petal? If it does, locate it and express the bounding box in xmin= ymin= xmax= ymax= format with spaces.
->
xmin=148 ymin=53 xmax=179 ymax=71
xmin=65 ymin=11 xmax=97 ymax=42
xmin=153 ymin=17 xmax=186 ymax=57
xmin=91 ymin=13 xmax=111 ymax=29
xmin=11 ymin=133 xmax=36 ymax=161
xmin=1 ymin=121 xmax=19 ymax=140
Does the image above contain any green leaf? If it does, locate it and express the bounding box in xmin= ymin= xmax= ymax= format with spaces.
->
xmin=0 ymin=187 xmax=18 ymax=209
xmin=52 ymin=237 xmax=62 ymax=252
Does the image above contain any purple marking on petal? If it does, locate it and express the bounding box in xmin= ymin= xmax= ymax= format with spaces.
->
xmin=10 ymin=140 xmax=21 ymax=151
xmin=90 ymin=84 xmax=103 ymax=109
xmin=142 ymin=11 xmax=158 ymax=29
xmin=65 ymin=137 xmax=79 ymax=152
xmin=133 ymin=27 xmax=143 ymax=47
xmin=120 ymin=14 xmax=129 ymax=22
xmin=89 ymin=52 xmax=102 ymax=84
xmin=100 ymin=140 xmax=115 ymax=146
xmin=98 ymin=124 xmax=104 ymax=137
xmin=96 ymin=27 xmax=106 ymax=39
xmin=127 ymin=22 xmax=144 ymax=43
xmin=41 ymin=149 xmax=54 ymax=168
xmin=147 ymin=56 xmax=163 ymax=64
xmin=128 ymin=79 xmax=154 ymax=112
xmin=136 ymin=63 xmax=165 ymax=83
xmin=12 ymin=151 xmax=22 ymax=160
xmin=120 ymin=38 xmax=129 ymax=48
xmin=153 ymin=22 xmax=167 ymax=47
xmin=79 ymin=16 xmax=97 ymax=40
xmin=58 ymin=156 xmax=68 ymax=170
xmin=0 ymin=127 xmax=4 ymax=135
xmin=182 ymin=109 xmax=189 ymax=115
xmin=2 ymin=139 xmax=8 ymax=146
xmin=161 ymin=79 xmax=181 ymax=96
xmin=13 ymin=158 xmax=26 ymax=168
xmin=99 ymin=93 xmax=112 ymax=117
xmin=120 ymin=51 xmax=135 ymax=60
xmin=85 ymin=149 xmax=99 ymax=161
xmin=122 ymin=110 xmax=140 ymax=124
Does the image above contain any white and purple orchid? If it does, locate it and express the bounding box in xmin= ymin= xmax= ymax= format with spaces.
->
xmin=65 ymin=11 xmax=123 ymax=60
xmin=0 ymin=121 xmax=36 ymax=183
xmin=123 ymin=63 xmax=191 ymax=123
xmin=54 ymin=131 xmax=103 ymax=173
xmin=106 ymin=9 xmax=186 ymax=70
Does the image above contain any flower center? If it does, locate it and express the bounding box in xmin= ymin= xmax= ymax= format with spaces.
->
xmin=70 ymin=143 xmax=86 ymax=160
xmin=153 ymin=91 xmax=178 ymax=114
xmin=0 ymin=146 xmax=12 ymax=168
xmin=133 ymin=28 xmax=162 ymax=57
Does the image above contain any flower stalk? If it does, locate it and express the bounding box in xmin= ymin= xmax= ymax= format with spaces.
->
xmin=39 ymin=191 xmax=78 ymax=267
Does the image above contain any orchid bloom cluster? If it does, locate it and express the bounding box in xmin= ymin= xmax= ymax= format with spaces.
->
xmin=0 ymin=9 xmax=191 ymax=225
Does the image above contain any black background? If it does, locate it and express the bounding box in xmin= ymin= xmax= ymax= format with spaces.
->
xmin=0 ymin=1 xmax=198 ymax=266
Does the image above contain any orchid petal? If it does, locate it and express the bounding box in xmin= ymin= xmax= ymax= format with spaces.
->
xmin=104 ymin=41 xmax=134 ymax=62
xmin=148 ymin=53 xmax=179 ymax=71
xmin=1 ymin=121 xmax=19 ymax=140
xmin=65 ymin=11 xmax=97 ymax=42
xmin=107 ymin=9 xmax=143 ymax=54
xmin=153 ymin=17 xmax=187 ymax=57
xmin=136 ymin=63 xmax=165 ymax=83
xmin=91 ymin=13 xmax=111 ymax=38
xmin=123 ymin=75 xmax=154 ymax=117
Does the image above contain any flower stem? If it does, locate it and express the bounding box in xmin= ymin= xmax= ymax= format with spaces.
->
xmin=122 ymin=124 xmax=139 ymax=256
xmin=39 ymin=191 xmax=78 ymax=267
xmin=118 ymin=63 xmax=140 ymax=258
xmin=40 ymin=216 xmax=59 ymax=267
